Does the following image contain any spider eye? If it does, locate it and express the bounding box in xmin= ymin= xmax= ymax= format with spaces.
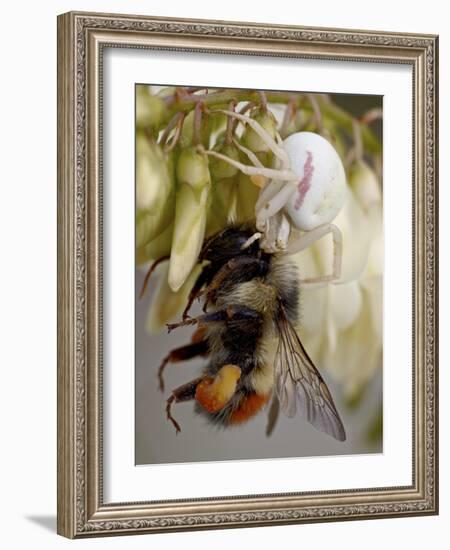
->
xmin=283 ymin=132 xmax=347 ymax=230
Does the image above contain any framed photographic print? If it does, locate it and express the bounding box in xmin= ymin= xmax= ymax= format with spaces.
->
xmin=57 ymin=11 xmax=439 ymax=538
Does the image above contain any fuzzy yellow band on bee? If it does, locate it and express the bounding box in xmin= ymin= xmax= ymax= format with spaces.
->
xmin=195 ymin=364 xmax=241 ymax=413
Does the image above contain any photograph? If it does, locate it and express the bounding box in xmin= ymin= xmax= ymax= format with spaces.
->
xmin=135 ymin=85 xmax=384 ymax=465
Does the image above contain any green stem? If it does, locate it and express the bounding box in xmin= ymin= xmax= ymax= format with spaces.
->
xmin=317 ymin=97 xmax=381 ymax=154
xmin=160 ymin=89 xmax=381 ymax=154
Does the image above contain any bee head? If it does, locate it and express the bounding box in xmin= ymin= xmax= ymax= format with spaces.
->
xmin=200 ymin=225 xmax=260 ymax=264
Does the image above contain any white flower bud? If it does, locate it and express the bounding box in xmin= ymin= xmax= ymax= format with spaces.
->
xmin=349 ymin=160 xmax=381 ymax=211
xmin=136 ymin=137 xmax=175 ymax=252
xmin=180 ymin=110 xmax=210 ymax=148
xmin=177 ymin=147 xmax=210 ymax=191
xmin=136 ymin=86 xmax=167 ymax=130
xmin=209 ymin=141 xmax=240 ymax=179
xmin=242 ymin=107 xmax=277 ymax=153
xmin=169 ymin=155 xmax=211 ymax=291
xmin=136 ymin=135 xmax=173 ymax=212
xmin=329 ymin=282 xmax=363 ymax=331
xmin=236 ymin=172 xmax=260 ymax=222
xmin=136 ymin=222 xmax=173 ymax=266
xmin=207 ymin=176 xmax=238 ymax=234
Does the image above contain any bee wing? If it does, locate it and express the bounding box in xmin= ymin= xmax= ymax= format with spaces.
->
xmin=274 ymin=311 xmax=346 ymax=441
xmin=265 ymin=392 xmax=280 ymax=438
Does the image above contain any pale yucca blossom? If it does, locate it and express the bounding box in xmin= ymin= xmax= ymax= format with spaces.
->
xmin=168 ymin=148 xmax=211 ymax=292
xmin=135 ymin=135 xmax=175 ymax=266
xmin=295 ymin=163 xmax=382 ymax=399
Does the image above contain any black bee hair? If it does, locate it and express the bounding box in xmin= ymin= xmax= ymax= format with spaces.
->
xmin=199 ymin=224 xmax=263 ymax=265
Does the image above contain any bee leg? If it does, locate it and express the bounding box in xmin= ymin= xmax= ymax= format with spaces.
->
xmin=167 ymin=305 xmax=262 ymax=333
xmin=158 ymin=340 xmax=209 ymax=392
xmin=167 ymin=309 xmax=229 ymax=332
xmin=182 ymin=265 xmax=213 ymax=320
xmin=166 ymin=377 xmax=203 ymax=434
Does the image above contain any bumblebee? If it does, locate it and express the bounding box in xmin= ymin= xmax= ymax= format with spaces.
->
xmin=146 ymin=225 xmax=346 ymax=441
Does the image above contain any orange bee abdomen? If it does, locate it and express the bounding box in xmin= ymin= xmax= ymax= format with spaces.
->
xmin=195 ymin=365 xmax=241 ymax=414
xmin=228 ymin=392 xmax=270 ymax=425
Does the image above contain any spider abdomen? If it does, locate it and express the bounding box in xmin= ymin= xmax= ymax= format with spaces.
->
xmin=283 ymin=131 xmax=347 ymax=231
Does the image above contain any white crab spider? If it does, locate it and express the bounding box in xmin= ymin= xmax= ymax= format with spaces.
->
xmin=205 ymin=109 xmax=347 ymax=285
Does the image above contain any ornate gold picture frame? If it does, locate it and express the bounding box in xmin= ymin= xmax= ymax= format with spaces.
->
xmin=57 ymin=11 xmax=438 ymax=538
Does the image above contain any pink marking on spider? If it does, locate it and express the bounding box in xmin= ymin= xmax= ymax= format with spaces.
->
xmin=294 ymin=151 xmax=314 ymax=210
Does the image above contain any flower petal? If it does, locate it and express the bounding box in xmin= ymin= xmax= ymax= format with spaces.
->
xmin=207 ymin=176 xmax=238 ymax=235
xmin=291 ymin=242 xmax=321 ymax=280
xmin=236 ymin=172 xmax=260 ymax=223
xmin=313 ymin=187 xmax=372 ymax=284
xmin=298 ymin=282 xmax=327 ymax=333
xmin=322 ymin=287 xmax=382 ymax=398
xmin=136 ymin=222 xmax=174 ymax=266
xmin=136 ymin=86 xmax=167 ymax=131
xmin=136 ymin=199 xmax=175 ymax=250
xmin=136 ymin=135 xmax=173 ymax=212
xmin=168 ymin=183 xmax=209 ymax=291
xmin=360 ymin=275 xmax=383 ymax=341
xmin=329 ymin=281 xmax=363 ymax=331
xmin=363 ymin=203 xmax=383 ymax=278
xmin=349 ymin=160 xmax=381 ymax=211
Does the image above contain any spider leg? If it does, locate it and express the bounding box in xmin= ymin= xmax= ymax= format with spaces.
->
xmin=258 ymin=212 xmax=291 ymax=253
xmin=255 ymin=180 xmax=298 ymax=230
xmin=221 ymin=143 xmax=289 ymax=249
xmin=255 ymin=178 xmax=285 ymax=212
xmin=275 ymin=213 xmax=291 ymax=250
xmin=232 ymin=138 xmax=264 ymax=168
xmin=231 ymin=137 xmax=269 ymax=188
xmin=241 ymin=232 xmax=262 ymax=250
xmin=205 ymin=149 xmax=296 ymax=182
xmin=286 ymin=223 xmax=343 ymax=284
xmin=255 ymin=142 xmax=298 ymax=216
xmin=217 ymin=109 xmax=290 ymax=168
